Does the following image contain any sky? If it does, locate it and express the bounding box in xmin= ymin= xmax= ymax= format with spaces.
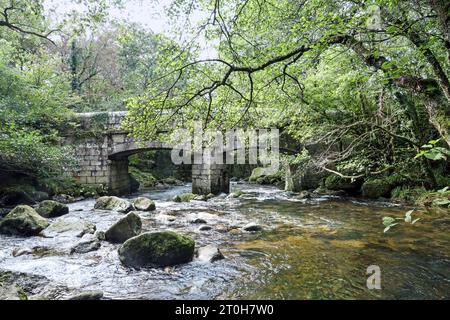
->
xmin=43 ymin=0 xmax=217 ymax=58
xmin=44 ymin=0 xmax=172 ymax=33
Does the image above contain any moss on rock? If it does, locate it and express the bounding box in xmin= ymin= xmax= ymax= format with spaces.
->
xmin=118 ymin=231 xmax=195 ymax=267
xmin=0 ymin=205 xmax=49 ymax=236
xmin=36 ymin=200 xmax=69 ymax=218
xmin=323 ymin=175 xmax=362 ymax=193
xmin=173 ymin=193 xmax=196 ymax=202
xmin=361 ymin=179 xmax=392 ymax=198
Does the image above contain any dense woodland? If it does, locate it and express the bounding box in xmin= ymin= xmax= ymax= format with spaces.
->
xmin=0 ymin=0 xmax=449 ymax=207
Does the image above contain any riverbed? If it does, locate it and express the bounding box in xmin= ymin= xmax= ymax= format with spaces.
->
xmin=0 ymin=183 xmax=449 ymax=299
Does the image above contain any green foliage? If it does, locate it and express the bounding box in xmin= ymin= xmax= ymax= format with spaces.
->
xmin=383 ymin=209 xmax=420 ymax=233
xmin=0 ymin=124 xmax=77 ymax=179
xmin=415 ymin=139 xmax=450 ymax=161
xmin=129 ymin=167 xmax=157 ymax=188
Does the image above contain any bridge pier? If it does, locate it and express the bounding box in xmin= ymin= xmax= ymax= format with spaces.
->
xmin=109 ymin=159 xmax=131 ymax=195
xmin=192 ymin=163 xmax=230 ymax=195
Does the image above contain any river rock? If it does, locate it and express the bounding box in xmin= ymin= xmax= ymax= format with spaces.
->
xmin=132 ymin=197 xmax=155 ymax=211
xmin=173 ymin=193 xmax=196 ymax=202
xmin=0 ymin=205 xmax=49 ymax=236
xmin=70 ymin=234 xmax=101 ymax=254
xmin=198 ymin=225 xmax=212 ymax=231
xmin=41 ymin=217 xmax=96 ymax=238
xmin=66 ymin=290 xmax=104 ymax=300
xmin=12 ymin=248 xmax=33 ymax=257
xmin=105 ymin=212 xmax=142 ymax=243
xmin=118 ymin=231 xmax=195 ymax=268
xmin=227 ymin=190 xmax=243 ymax=198
xmin=295 ymin=191 xmax=312 ymax=200
xmin=362 ymin=179 xmax=392 ymax=198
xmin=0 ymin=188 xmax=35 ymax=206
xmin=52 ymin=194 xmax=76 ymax=204
xmin=0 ymin=284 xmax=27 ymax=300
xmin=36 ymin=200 xmax=69 ymax=218
xmin=94 ymin=230 xmax=106 ymax=240
xmin=193 ymin=195 xmax=207 ymax=201
xmin=196 ymin=245 xmax=225 ymax=263
xmin=94 ymin=196 xmax=133 ymax=213
xmin=190 ymin=218 xmax=207 ymax=224
xmin=242 ymin=222 xmax=263 ymax=232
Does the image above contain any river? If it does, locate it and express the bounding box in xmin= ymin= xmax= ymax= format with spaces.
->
xmin=0 ymin=182 xmax=449 ymax=299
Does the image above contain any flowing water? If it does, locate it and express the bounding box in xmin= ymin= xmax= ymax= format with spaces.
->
xmin=0 ymin=183 xmax=449 ymax=299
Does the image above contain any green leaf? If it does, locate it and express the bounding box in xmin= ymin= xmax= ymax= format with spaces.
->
xmin=438 ymin=186 xmax=449 ymax=193
xmin=383 ymin=223 xmax=398 ymax=233
xmin=404 ymin=209 xmax=414 ymax=223
xmin=433 ymin=199 xmax=450 ymax=206
xmin=382 ymin=216 xmax=395 ymax=227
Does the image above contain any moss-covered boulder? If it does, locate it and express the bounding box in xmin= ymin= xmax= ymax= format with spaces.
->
xmin=36 ymin=200 xmax=69 ymax=218
xmin=173 ymin=193 xmax=196 ymax=202
xmin=105 ymin=212 xmax=142 ymax=243
xmin=324 ymin=175 xmax=360 ymax=192
xmin=94 ymin=196 xmax=133 ymax=213
xmin=249 ymin=167 xmax=284 ymax=186
xmin=132 ymin=197 xmax=155 ymax=211
xmin=118 ymin=231 xmax=195 ymax=267
xmin=0 ymin=205 xmax=49 ymax=236
xmin=362 ymin=179 xmax=392 ymax=198
xmin=249 ymin=167 xmax=269 ymax=182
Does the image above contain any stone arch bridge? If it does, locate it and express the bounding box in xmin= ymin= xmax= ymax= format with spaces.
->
xmin=64 ymin=112 xmax=229 ymax=195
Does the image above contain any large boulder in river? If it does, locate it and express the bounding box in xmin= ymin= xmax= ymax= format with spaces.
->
xmin=0 ymin=205 xmax=49 ymax=236
xmin=132 ymin=197 xmax=155 ymax=211
xmin=36 ymin=200 xmax=69 ymax=218
xmin=118 ymin=231 xmax=195 ymax=268
xmin=41 ymin=217 xmax=96 ymax=238
xmin=105 ymin=212 xmax=142 ymax=243
xmin=94 ymin=196 xmax=133 ymax=213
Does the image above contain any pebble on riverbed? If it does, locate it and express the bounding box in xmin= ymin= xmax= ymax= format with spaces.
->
xmin=242 ymin=223 xmax=263 ymax=232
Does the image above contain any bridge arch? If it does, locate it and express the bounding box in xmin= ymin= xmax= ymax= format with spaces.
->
xmin=65 ymin=112 xmax=230 ymax=195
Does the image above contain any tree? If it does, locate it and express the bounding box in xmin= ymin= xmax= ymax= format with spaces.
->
xmin=124 ymin=0 xmax=449 ymax=187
